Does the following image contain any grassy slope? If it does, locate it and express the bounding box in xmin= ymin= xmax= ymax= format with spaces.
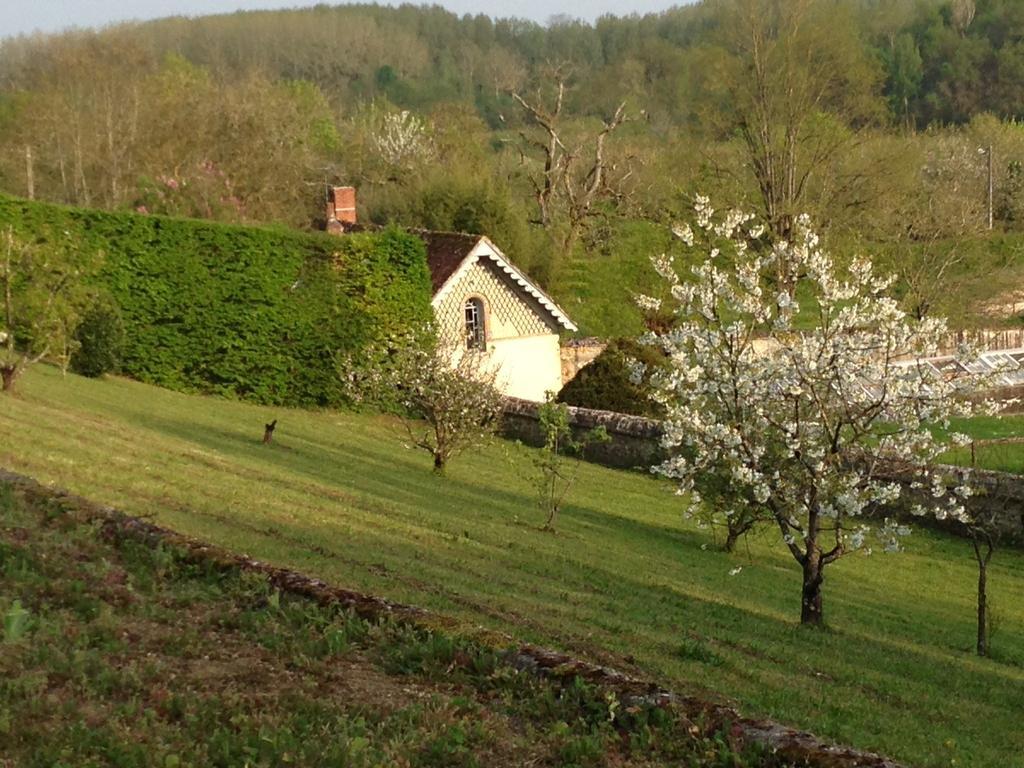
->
xmin=3 ymin=366 xmax=1024 ymax=767
xmin=1 ymin=483 xmax=766 ymax=768
xmin=553 ymin=220 xmax=673 ymax=338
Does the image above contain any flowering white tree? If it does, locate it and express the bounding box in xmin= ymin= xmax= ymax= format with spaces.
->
xmin=339 ymin=327 xmax=505 ymax=474
xmin=369 ymin=108 xmax=435 ymax=171
xmin=639 ymin=198 xmax=999 ymax=625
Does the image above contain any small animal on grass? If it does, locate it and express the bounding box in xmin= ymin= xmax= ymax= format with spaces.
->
xmin=263 ymin=419 xmax=277 ymax=444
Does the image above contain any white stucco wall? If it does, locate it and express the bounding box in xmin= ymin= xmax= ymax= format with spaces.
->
xmin=433 ymin=251 xmax=565 ymax=402
xmin=488 ymin=333 xmax=564 ymax=401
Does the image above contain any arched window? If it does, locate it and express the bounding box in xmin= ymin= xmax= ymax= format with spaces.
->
xmin=464 ymin=297 xmax=486 ymax=350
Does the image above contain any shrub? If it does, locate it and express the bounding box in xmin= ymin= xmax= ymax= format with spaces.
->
xmin=557 ymin=338 xmax=666 ymax=417
xmin=71 ymin=299 xmax=125 ymax=378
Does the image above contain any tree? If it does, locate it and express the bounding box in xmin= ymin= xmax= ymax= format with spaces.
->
xmin=532 ymin=397 xmax=607 ymax=530
xmin=883 ymin=33 xmax=924 ymax=129
xmin=1 ymin=227 xmax=99 ymax=392
xmin=965 ymin=508 xmax=999 ymax=657
xmin=508 ymin=67 xmax=632 ymax=258
xmin=340 ymin=329 xmax=506 ymax=473
xmin=641 ymin=197 xmax=996 ymax=625
xmin=949 ymin=479 xmax=1020 ymax=657
xmin=556 ymin=338 xmax=666 ymax=418
xmin=701 ymin=0 xmax=884 ymax=237
xmin=950 ymin=0 xmax=976 ymax=35
xmin=70 ymin=297 xmax=125 ymax=378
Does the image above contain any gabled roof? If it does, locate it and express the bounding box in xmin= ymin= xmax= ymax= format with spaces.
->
xmin=415 ymin=230 xmax=577 ymax=333
xmin=413 ymin=230 xmax=482 ymax=293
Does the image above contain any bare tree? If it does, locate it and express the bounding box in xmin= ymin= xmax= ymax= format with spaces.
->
xmin=956 ymin=491 xmax=1018 ymax=657
xmin=951 ymin=0 xmax=976 ymax=35
xmin=531 ymin=397 xmax=607 ymax=531
xmin=967 ymin=513 xmax=997 ymax=657
xmin=509 ymin=67 xmax=631 ymax=257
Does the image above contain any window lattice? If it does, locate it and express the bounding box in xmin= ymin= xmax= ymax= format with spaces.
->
xmin=436 ymin=259 xmax=553 ymax=345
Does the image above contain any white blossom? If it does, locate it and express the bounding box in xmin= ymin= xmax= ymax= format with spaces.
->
xmin=672 ymin=223 xmax=695 ymax=246
xmin=369 ymin=108 xmax=434 ymax=169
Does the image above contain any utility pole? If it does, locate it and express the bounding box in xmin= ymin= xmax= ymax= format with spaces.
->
xmin=24 ymin=145 xmax=34 ymax=200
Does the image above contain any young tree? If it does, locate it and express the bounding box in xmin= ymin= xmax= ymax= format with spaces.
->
xmin=965 ymin=508 xmax=998 ymax=657
xmin=531 ymin=397 xmax=607 ymax=531
xmin=953 ymin=493 xmax=1018 ymax=657
xmin=340 ymin=329 xmax=506 ymax=474
xmin=641 ymin=197 xmax=997 ymax=625
xmin=1 ymin=227 xmax=99 ymax=392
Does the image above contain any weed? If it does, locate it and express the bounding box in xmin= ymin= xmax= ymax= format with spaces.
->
xmin=676 ymin=637 xmax=725 ymax=666
xmin=2 ymin=599 xmax=31 ymax=642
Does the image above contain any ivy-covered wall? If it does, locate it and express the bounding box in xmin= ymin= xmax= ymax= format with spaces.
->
xmin=0 ymin=195 xmax=432 ymax=406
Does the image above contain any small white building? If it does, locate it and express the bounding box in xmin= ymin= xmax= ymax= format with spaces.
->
xmin=325 ymin=186 xmax=577 ymax=402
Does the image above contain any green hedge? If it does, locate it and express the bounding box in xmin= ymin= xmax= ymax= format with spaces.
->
xmin=0 ymin=195 xmax=432 ymax=406
xmin=557 ymin=338 xmax=667 ymax=418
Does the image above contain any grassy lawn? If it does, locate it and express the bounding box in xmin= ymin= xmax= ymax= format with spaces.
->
xmin=3 ymin=365 xmax=1024 ymax=767
xmin=942 ymin=414 xmax=1024 ymax=473
xmin=1 ymin=482 xmax=773 ymax=768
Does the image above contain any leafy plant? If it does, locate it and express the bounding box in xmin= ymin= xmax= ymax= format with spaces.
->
xmin=0 ymin=226 xmax=101 ymax=391
xmin=3 ymin=600 xmax=31 ymax=642
xmin=0 ymin=195 xmax=433 ymax=406
xmin=557 ymin=337 xmax=666 ymax=417
xmin=71 ymin=297 xmax=125 ymax=378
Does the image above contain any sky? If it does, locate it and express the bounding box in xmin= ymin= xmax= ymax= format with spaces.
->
xmin=1 ymin=0 xmax=688 ymax=38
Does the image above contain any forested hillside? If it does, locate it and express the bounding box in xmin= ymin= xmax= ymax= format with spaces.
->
xmin=3 ymin=0 xmax=1024 ymax=333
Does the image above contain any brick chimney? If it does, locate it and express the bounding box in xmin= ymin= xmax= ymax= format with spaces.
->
xmin=325 ymin=185 xmax=356 ymax=234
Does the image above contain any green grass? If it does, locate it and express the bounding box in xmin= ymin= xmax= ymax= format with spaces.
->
xmin=552 ymin=219 xmax=678 ymax=338
xmin=942 ymin=414 xmax=1024 ymax=473
xmin=0 ymin=482 xmax=775 ymax=767
xmin=3 ymin=365 xmax=1024 ymax=767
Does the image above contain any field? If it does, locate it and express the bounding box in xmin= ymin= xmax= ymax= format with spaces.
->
xmin=0 ymin=482 xmax=777 ymax=767
xmin=942 ymin=414 xmax=1024 ymax=474
xmin=2 ymin=366 xmax=1024 ymax=767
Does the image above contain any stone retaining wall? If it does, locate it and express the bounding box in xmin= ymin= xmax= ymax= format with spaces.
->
xmin=0 ymin=467 xmax=906 ymax=768
xmin=877 ymin=463 xmax=1024 ymax=542
xmin=502 ymin=397 xmax=664 ymax=469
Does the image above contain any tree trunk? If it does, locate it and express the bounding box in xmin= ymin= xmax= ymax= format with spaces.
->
xmin=977 ymin=557 xmax=988 ymax=657
xmin=724 ymin=517 xmax=756 ymax=553
xmin=433 ymin=452 xmax=445 ymax=473
xmin=1 ymin=364 xmax=19 ymax=393
xmin=801 ymin=555 xmax=824 ymax=626
xmin=724 ymin=528 xmax=740 ymax=553
xmin=970 ymin=528 xmax=995 ymax=657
